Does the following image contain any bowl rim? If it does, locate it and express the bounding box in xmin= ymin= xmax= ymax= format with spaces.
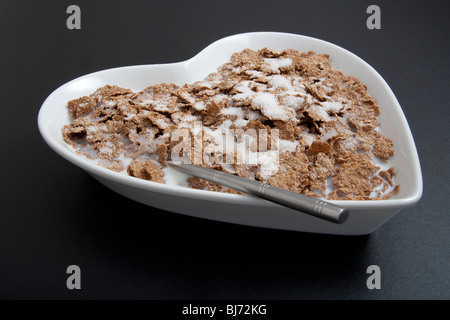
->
xmin=37 ymin=31 xmax=423 ymax=210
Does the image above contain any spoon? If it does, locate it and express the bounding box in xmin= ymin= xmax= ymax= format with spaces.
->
xmin=168 ymin=160 xmax=349 ymax=224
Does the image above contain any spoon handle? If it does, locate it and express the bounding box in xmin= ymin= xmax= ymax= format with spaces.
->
xmin=168 ymin=161 xmax=349 ymax=224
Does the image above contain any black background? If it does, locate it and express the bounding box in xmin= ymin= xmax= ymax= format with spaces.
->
xmin=1 ymin=0 xmax=449 ymax=300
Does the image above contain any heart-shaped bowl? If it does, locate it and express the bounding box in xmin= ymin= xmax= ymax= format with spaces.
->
xmin=38 ymin=32 xmax=422 ymax=235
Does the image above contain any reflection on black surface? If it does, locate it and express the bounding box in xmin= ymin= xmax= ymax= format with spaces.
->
xmin=67 ymin=176 xmax=372 ymax=299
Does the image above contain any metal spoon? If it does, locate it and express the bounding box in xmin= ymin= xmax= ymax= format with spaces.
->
xmin=168 ymin=161 xmax=349 ymax=224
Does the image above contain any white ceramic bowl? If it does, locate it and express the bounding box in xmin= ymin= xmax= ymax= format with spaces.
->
xmin=38 ymin=32 xmax=423 ymax=235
